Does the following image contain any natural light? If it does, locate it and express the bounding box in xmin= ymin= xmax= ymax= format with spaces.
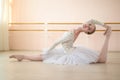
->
xmin=9 ymin=0 xmax=12 ymax=23
xmin=0 ymin=0 xmax=2 ymax=20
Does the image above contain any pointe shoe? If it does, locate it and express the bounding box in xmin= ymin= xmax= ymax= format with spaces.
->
xmin=104 ymin=26 xmax=111 ymax=35
xmin=106 ymin=28 xmax=112 ymax=37
xmin=9 ymin=55 xmax=24 ymax=61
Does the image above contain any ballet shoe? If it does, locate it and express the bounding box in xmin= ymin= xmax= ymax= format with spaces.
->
xmin=104 ymin=27 xmax=109 ymax=35
xmin=9 ymin=55 xmax=24 ymax=61
xmin=104 ymin=26 xmax=111 ymax=35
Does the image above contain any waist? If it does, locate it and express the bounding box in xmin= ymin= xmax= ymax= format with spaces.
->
xmin=63 ymin=47 xmax=76 ymax=53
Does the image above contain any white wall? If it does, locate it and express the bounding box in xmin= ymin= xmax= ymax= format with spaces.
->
xmin=11 ymin=0 xmax=120 ymax=22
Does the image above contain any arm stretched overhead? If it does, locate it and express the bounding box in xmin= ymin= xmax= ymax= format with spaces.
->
xmin=85 ymin=19 xmax=110 ymax=28
xmin=85 ymin=19 xmax=110 ymax=35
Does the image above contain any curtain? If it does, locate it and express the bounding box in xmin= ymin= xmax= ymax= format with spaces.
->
xmin=0 ymin=0 xmax=9 ymax=50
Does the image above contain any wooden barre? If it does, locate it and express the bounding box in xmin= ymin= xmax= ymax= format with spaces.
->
xmin=9 ymin=29 xmax=120 ymax=32
xmin=9 ymin=22 xmax=120 ymax=25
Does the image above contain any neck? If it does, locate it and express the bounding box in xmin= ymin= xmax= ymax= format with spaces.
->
xmin=74 ymin=27 xmax=84 ymax=34
xmin=73 ymin=27 xmax=83 ymax=42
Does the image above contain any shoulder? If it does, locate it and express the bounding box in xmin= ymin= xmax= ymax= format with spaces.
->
xmin=68 ymin=29 xmax=75 ymax=33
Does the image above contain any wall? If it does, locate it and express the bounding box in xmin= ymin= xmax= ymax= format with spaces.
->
xmin=9 ymin=0 xmax=120 ymax=51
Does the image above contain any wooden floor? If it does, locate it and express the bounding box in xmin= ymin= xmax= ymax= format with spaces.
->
xmin=0 ymin=51 xmax=120 ymax=80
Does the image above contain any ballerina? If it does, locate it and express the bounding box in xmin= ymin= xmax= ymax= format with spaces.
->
xmin=9 ymin=19 xmax=112 ymax=65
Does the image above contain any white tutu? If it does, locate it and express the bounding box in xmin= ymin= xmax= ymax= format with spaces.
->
xmin=42 ymin=46 xmax=99 ymax=65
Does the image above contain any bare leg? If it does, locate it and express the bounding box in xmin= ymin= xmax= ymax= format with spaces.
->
xmin=97 ymin=27 xmax=112 ymax=63
xmin=9 ymin=54 xmax=43 ymax=61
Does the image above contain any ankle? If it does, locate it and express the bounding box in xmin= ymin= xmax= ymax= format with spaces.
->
xmin=97 ymin=58 xmax=107 ymax=63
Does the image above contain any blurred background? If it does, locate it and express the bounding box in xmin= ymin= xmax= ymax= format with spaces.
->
xmin=0 ymin=0 xmax=120 ymax=51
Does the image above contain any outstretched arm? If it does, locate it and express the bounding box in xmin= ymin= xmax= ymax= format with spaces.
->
xmin=86 ymin=19 xmax=104 ymax=26
xmin=47 ymin=39 xmax=62 ymax=52
xmin=86 ymin=19 xmax=110 ymax=34
xmin=86 ymin=19 xmax=110 ymax=28
xmin=47 ymin=32 xmax=71 ymax=52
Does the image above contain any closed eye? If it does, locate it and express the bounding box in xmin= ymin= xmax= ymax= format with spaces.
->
xmin=89 ymin=24 xmax=92 ymax=26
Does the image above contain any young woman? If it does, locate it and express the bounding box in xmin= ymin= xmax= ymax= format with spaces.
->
xmin=9 ymin=19 xmax=112 ymax=65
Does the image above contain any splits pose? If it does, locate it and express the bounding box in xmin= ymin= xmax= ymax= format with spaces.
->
xmin=9 ymin=19 xmax=112 ymax=65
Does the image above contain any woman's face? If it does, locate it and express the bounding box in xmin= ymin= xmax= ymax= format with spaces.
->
xmin=82 ymin=23 xmax=96 ymax=34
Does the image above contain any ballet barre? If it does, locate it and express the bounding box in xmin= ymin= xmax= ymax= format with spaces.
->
xmin=9 ymin=22 xmax=120 ymax=25
xmin=9 ymin=22 xmax=120 ymax=32
xmin=9 ymin=29 xmax=120 ymax=32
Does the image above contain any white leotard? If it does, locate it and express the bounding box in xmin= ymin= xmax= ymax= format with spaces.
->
xmin=47 ymin=30 xmax=75 ymax=54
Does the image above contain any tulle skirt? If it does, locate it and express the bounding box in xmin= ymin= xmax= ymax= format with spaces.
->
xmin=42 ymin=46 xmax=99 ymax=65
